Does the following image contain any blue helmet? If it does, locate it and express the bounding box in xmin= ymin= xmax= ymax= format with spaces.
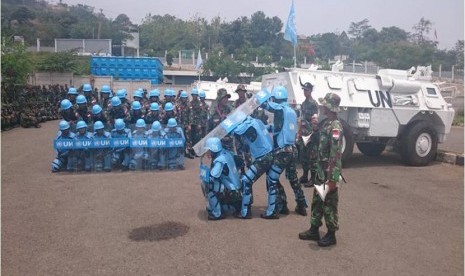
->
xmin=94 ymin=120 xmax=104 ymax=130
xmin=149 ymin=89 xmax=160 ymax=97
xmin=101 ymin=85 xmax=111 ymax=93
xmin=151 ymin=121 xmax=161 ymax=131
xmin=132 ymin=101 xmax=142 ymax=110
xmin=60 ymin=99 xmax=72 ymax=110
xmin=115 ymin=118 xmax=125 ymax=130
xmin=92 ymin=104 xmax=103 ymax=115
xmin=135 ymin=118 xmax=146 ymax=128
xmin=133 ymin=90 xmax=143 ymax=99
xmin=76 ymin=95 xmax=87 ymax=104
xmin=180 ymin=91 xmax=188 ymax=98
xmin=164 ymin=102 xmax=174 ymax=111
xmin=111 ymin=96 xmax=122 ymax=107
xmin=83 ymin=83 xmax=92 ymax=92
xmin=205 ymin=137 xmax=222 ymax=153
xmin=191 ymin=88 xmax=199 ymax=96
xmin=272 ymin=86 xmax=288 ymax=100
xmin=68 ymin=87 xmax=78 ymax=95
xmin=199 ymin=91 xmax=206 ymax=98
xmin=150 ymin=103 xmax=159 ymax=111
xmin=167 ymin=118 xmax=177 ymax=127
xmin=116 ymin=89 xmax=126 ymax=99
xmin=164 ymin=89 xmax=173 ymax=97
xmin=76 ymin=120 xmax=87 ymax=129
xmin=59 ymin=120 xmax=70 ymax=130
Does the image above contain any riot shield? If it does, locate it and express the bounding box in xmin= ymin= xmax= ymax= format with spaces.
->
xmin=192 ymin=89 xmax=271 ymax=156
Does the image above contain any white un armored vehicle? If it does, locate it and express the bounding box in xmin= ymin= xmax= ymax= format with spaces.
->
xmin=261 ymin=65 xmax=455 ymax=166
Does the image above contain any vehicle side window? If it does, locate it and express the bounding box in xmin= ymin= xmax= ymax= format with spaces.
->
xmin=426 ymin=87 xmax=437 ymax=96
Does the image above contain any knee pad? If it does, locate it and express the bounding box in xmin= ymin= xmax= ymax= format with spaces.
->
xmin=51 ymin=158 xmax=63 ymax=172
xmin=244 ymin=165 xmax=258 ymax=183
xmin=267 ymin=164 xmax=282 ymax=183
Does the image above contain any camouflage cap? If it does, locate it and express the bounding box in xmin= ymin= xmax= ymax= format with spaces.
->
xmin=235 ymin=84 xmax=247 ymax=92
xmin=217 ymin=88 xmax=231 ymax=100
xmin=318 ymin=93 xmax=341 ymax=112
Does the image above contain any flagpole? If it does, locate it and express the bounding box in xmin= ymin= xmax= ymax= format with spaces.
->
xmin=293 ymin=44 xmax=296 ymax=68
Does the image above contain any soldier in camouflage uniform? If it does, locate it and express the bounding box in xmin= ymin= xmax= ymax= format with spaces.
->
xmin=189 ymin=88 xmax=203 ymax=155
xmin=297 ymin=82 xmax=319 ymax=187
xmin=209 ymin=88 xmax=234 ymax=152
xmin=76 ymin=95 xmax=93 ymax=125
xmin=99 ymin=85 xmax=113 ymax=112
xmin=107 ymin=96 xmax=131 ymax=127
xmin=299 ymin=93 xmax=343 ymax=247
xmin=145 ymin=103 xmax=162 ymax=125
xmin=82 ymin=84 xmax=97 ymax=108
xmin=19 ymin=106 xmax=40 ymax=128
xmin=198 ymin=90 xmax=209 ymax=138
xmin=177 ymin=91 xmax=194 ymax=158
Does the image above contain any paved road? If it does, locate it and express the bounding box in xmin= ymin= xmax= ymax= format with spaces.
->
xmin=439 ymin=126 xmax=464 ymax=154
xmin=2 ymin=121 xmax=463 ymax=275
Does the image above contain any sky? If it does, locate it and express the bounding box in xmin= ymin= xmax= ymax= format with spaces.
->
xmin=59 ymin=0 xmax=464 ymax=50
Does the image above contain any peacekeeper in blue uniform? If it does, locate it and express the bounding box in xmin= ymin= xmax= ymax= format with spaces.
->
xmin=74 ymin=120 xmax=93 ymax=172
xmin=164 ymin=118 xmax=185 ymax=170
xmin=51 ymin=120 xmax=76 ymax=173
xmin=129 ymin=119 xmax=149 ymax=170
xmin=146 ymin=121 xmax=166 ymax=170
xmin=203 ymin=137 xmax=242 ymax=220
xmin=92 ymin=121 xmax=112 ymax=172
xmin=262 ymin=86 xmax=308 ymax=218
xmin=111 ymin=118 xmax=132 ymax=171
xmin=232 ymin=116 xmax=276 ymax=219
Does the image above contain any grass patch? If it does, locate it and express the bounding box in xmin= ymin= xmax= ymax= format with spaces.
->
xmin=453 ymin=109 xmax=464 ymax=126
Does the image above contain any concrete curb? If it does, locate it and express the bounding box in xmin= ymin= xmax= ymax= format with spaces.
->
xmin=436 ymin=150 xmax=464 ymax=166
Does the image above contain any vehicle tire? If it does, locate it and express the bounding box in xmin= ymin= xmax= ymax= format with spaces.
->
xmin=341 ymin=120 xmax=354 ymax=162
xmin=400 ymin=121 xmax=438 ymax=166
xmin=357 ymin=142 xmax=386 ymax=157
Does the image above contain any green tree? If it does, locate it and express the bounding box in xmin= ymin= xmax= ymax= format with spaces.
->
xmin=348 ymin=19 xmax=371 ymax=39
xmin=36 ymin=51 xmax=80 ymax=72
xmin=412 ymin=17 xmax=432 ymax=44
xmin=1 ymin=38 xmax=33 ymax=86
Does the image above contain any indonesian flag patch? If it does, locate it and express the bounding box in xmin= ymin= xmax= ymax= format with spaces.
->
xmin=332 ymin=129 xmax=341 ymax=140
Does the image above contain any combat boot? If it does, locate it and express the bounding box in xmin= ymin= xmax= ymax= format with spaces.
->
xmin=299 ymin=170 xmax=309 ymax=184
xmin=235 ymin=207 xmax=252 ymax=219
xmin=298 ymin=225 xmax=320 ymax=241
xmin=208 ymin=213 xmax=225 ymax=221
xmin=279 ymin=204 xmax=290 ymax=215
xmin=295 ymin=203 xmax=307 ymax=216
xmin=318 ymin=230 xmax=337 ymax=247
xmin=260 ymin=212 xmax=279 ymax=219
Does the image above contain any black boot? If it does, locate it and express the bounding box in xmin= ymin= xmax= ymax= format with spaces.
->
xmin=295 ymin=202 xmax=307 ymax=216
xmin=299 ymin=170 xmax=309 ymax=184
xmin=298 ymin=225 xmax=320 ymax=241
xmin=235 ymin=206 xmax=252 ymax=219
xmin=208 ymin=213 xmax=225 ymax=221
xmin=318 ymin=230 xmax=337 ymax=247
xmin=279 ymin=203 xmax=290 ymax=215
xmin=260 ymin=212 xmax=279 ymax=219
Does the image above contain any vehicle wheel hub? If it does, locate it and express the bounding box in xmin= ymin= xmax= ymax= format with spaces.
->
xmin=416 ymin=133 xmax=432 ymax=157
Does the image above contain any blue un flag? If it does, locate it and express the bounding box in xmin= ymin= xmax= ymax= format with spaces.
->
xmin=284 ymin=0 xmax=297 ymax=46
